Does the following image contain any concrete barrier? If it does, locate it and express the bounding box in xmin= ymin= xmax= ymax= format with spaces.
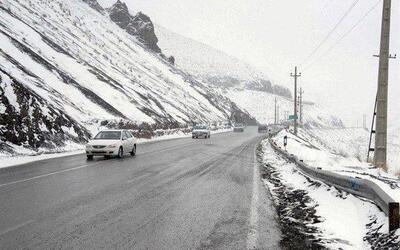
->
xmin=268 ymin=137 xmax=400 ymax=232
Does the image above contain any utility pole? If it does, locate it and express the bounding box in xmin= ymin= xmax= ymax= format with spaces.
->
xmin=277 ymin=105 xmax=280 ymax=124
xmin=373 ymin=0 xmax=393 ymax=170
xmin=290 ymin=66 xmax=301 ymax=135
xmin=274 ymin=97 xmax=277 ymax=124
xmin=299 ymin=88 xmax=304 ymax=125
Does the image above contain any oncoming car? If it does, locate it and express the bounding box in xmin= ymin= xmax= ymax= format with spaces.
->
xmin=86 ymin=130 xmax=137 ymax=160
xmin=192 ymin=124 xmax=211 ymax=139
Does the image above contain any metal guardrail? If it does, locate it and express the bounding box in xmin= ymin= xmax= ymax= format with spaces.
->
xmin=268 ymin=137 xmax=400 ymax=232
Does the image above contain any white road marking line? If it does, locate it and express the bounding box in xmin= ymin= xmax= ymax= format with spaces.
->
xmin=247 ymin=150 xmax=260 ymax=249
xmin=0 ymin=164 xmax=89 ymax=188
xmin=0 ymin=219 xmax=36 ymax=236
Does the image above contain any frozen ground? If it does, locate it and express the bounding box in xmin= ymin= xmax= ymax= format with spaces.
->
xmin=259 ymin=140 xmax=400 ymax=249
xmin=0 ymin=128 xmax=232 ymax=169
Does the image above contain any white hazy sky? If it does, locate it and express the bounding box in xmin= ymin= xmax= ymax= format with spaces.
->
xmin=98 ymin=0 xmax=400 ymax=126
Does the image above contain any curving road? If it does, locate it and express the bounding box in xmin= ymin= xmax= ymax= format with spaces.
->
xmin=0 ymin=127 xmax=281 ymax=249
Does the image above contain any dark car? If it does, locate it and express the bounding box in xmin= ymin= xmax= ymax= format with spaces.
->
xmin=258 ymin=124 xmax=268 ymax=133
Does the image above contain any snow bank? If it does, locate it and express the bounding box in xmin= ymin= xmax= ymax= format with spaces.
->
xmin=272 ymin=129 xmax=400 ymax=203
xmin=261 ymin=140 xmax=399 ymax=249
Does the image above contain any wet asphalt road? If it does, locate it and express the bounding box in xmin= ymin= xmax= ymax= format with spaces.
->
xmin=0 ymin=127 xmax=281 ymax=249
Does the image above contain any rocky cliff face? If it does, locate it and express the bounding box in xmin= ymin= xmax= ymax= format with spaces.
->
xmin=109 ymin=0 xmax=161 ymax=53
xmin=0 ymin=70 xmax=90 ymax=153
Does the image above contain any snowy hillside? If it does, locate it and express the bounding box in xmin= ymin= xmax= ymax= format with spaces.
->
xmin=302 ymin=127 xmax=400 ymax=175
xmin=155 ymin=25 xmax=291 ymax=98
xmin=0 ymin=0 xmax=255 ymax=155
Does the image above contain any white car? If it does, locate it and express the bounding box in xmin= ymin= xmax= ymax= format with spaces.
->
xmin=192 ymin=125 xmax=211 ymax=139
xmin=86 ymin=129 xmax=137 ymax=160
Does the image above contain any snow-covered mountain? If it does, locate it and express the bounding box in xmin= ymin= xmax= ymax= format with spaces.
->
xmin=155 ymin=25 xmax=291 ymax=98
xmin=0 ymin=0 xmax=255 ymax=155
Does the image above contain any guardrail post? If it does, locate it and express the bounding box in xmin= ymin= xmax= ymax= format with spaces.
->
xmin=389 ymin=202 xmax=399 ymax=231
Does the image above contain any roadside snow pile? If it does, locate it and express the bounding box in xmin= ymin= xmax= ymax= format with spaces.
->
xmin=259 ymin=141 xmax=400 ymax=249
xmin=272 ymin=129 xmax=400 ymax=208
xmin=301 ymin=128 xmax=369 ymax=162
xmin=301 ymin=127 xmax=400 ymax=177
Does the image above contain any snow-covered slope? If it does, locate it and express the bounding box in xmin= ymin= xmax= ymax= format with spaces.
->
xmin=155 ymin=25 xmax=291 ymax=98
xmin=0 ymin=0 xmax=254 ymax=154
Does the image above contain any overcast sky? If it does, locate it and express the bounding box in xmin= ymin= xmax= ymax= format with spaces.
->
xmin=98 ymin=0 xmax=400 ymax=126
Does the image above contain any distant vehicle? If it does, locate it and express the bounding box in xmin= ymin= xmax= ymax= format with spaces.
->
xmin=223 ymin=122 xmax=231 ymax=129
xmin=258 ymin=124 xmax=268 ymax=133
xmin=233 ymin=123 xmax=245 ymax=132
xmin=86 ymin=129 xmax=137 ymax=160
xmin=210 ymin=123 xmax=218 ymax=131
xmin=192 ymin=124 xmax=211 ymax=139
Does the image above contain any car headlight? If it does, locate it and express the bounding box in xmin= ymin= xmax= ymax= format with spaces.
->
xmin=107 ymin=144 xmax=117 ymax=148
xmin=86 ymin=145 xmax=92 ymax=149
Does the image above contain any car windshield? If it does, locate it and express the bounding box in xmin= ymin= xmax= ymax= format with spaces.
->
xmin=94 ymin=131 xmax=121 ymax=140
xmin=193 ymin=125 xmax=207 ymax=130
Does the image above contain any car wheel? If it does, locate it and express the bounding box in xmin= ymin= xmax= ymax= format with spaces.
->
xmin=87 ymin=155 xmax=93 ymax=160
xmin=117 ymin=147 xmax=123 ymax=158
xmin=130 ymin=145 xmax=136 ymax=156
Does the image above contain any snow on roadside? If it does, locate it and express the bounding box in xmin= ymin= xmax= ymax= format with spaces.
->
xmin=272 ymin=129 xmax=400 ymax=203
xmin=0 ymin=141 xmax=85 ymax=169
xmin=0 ymin=128 xmax=232 ymax=169
xmin=259 ymin=140 xmax=399 ymax=249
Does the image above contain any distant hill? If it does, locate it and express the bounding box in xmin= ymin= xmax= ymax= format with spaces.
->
xmin=155 ymin=25 xmax=291 ymax=98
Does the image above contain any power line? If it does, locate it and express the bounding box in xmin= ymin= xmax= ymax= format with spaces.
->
xmin=303 ymin=0 xmax=382 ymax=71
xmin=300 ymin=0 xmax=361 ymax=66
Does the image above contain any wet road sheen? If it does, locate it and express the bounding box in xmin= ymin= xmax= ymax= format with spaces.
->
xmin=0 ymin=127 xmax=281 ymax=249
